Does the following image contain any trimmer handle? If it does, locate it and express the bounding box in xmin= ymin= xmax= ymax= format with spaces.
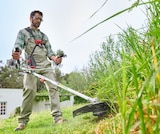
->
xmin=14 ymin=47 xmax=20 ymax=65
xmin=14 ymin=47 xmax=20 ymax=52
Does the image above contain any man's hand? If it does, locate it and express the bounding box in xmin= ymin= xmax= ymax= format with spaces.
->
xmin=12 ymin=52 xmax=20 ymax=60
xmin=50 ymin=55 xmax=62 ymax=65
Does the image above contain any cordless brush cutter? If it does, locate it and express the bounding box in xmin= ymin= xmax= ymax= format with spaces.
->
xmin=14 ymin=47 xmax=111 ymax=118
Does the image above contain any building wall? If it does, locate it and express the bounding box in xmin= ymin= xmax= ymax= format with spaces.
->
xmin=32 ymin=96 xmax=74 ymax=113
xmin=0 ymin=89 xmax=74 ymax=119
xmin=0 ymin=88 xmax=23 ymax=119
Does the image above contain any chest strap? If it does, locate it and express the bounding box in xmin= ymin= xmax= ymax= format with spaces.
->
xmin=25 ymin=27 xmax=45 ymax=68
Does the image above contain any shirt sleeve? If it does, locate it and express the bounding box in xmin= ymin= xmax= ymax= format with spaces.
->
xmin=14 ymin=30 xmax=25 ymax=50
xmin=43 ymin=34 xmax=55 ymax=58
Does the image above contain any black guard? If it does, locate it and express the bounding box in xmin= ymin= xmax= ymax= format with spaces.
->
xmin=73 ymin=102 xmax=110 ymax=117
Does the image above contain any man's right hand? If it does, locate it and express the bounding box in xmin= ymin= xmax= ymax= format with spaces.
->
xmin=12 ymin=52 xmax=20 ymax=60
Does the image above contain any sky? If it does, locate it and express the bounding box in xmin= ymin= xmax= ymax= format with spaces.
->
xmin=0 ymin=0 xmax=148 ymax=74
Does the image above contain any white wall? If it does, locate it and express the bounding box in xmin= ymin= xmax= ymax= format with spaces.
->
xmin=32 ymin=96 xmax=74 ymax=113
xmin=0 ymin=89 xmax=74 ymax=119
xmin=0 ymin=88 xmax=23 ymax=119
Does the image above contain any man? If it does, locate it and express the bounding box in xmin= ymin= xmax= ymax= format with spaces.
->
xmin=12 ymin=10 xmax=66 ymax=131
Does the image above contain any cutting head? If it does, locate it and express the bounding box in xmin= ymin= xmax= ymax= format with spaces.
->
xmin=73 ymin=102 xmax=111 ymax=118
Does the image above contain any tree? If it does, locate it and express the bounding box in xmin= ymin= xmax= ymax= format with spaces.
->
xmin=0 ymin=66 xmax=23 ymax=88
xmin=61 ymin=70 xmax=91 ymax=103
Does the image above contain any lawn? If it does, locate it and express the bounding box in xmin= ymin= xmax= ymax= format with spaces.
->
xmin=0 ymin=104 xmax=111 ymax=134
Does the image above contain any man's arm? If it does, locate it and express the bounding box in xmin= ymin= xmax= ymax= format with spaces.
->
xmin=43 ymin=34 xmax=62 ymax=64
xmin=12 ymin=30 xmax=25 ymax=60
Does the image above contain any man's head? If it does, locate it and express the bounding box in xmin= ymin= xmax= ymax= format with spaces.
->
xmin=30 ymin=10 xmax=43 ymax=29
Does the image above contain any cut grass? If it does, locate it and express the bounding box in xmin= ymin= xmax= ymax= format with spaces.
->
xmin=0 ymin=104 xmax=109 ymax=134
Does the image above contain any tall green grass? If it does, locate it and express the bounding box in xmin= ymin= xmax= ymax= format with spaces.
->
xmin=86 ymin=0 xmax=160 ymax=133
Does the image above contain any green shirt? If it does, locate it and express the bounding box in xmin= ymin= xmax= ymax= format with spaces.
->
xmin=14 ymin=28 xmax=55 ymax=58
xmin=14 ymin=28 xmax=55 ymax=68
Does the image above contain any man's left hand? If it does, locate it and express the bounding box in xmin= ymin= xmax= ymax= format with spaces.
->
xmin=50 ymin=55 xmax=62 ymax=65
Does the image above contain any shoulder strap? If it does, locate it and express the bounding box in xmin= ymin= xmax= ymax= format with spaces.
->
xmin=25 ymin=27 xmax=35 ymax=39
xmin=25 ymin=27 xmax=45 ymax=40
xmin=24 ymin=27 xmax=46 ymax=68
xmin=40 ymin=31 xmax=45 ymax=41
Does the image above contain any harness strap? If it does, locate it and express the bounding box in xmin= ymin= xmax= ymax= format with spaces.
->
xmin=25 ymin=27 xmax=45 ymax=55
xmin=25 ymin=27 xmax=45 ymax=40
xmin=25 ymin=27 xmax=45 ymax=68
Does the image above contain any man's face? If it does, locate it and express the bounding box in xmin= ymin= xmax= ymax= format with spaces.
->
xmin=31 ymin=13 xmax=43 ymax=28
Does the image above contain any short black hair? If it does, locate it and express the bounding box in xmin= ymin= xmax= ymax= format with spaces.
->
xmin=30 ymin=10 xmax=43 ymax=17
